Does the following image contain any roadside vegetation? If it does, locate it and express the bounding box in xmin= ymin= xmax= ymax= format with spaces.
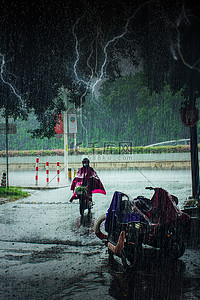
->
xmin=0 ymin=187 xmax=30 ymax=203
xmin=0 ymin=145 xmax=198 ymax=158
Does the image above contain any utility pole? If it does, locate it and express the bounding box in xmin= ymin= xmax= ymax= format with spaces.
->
xmin=62 ymin=88 xmax=68 ymax=180
xmin=181 ymin=104 xmax=199 ymax=204
xmin=5 ymin=113 xmax=9 ymax=187
xmin=190 ymin=124 xmax=199 ymax=201
xmin=73 ymin=103 xmax=77 ymax=150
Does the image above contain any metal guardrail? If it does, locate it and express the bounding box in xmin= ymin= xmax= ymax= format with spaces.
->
xmin=144 ymin=139 xmax=190 ymax=147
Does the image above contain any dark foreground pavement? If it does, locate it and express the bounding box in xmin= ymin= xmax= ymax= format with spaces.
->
xmin=0 ymin=238 xmax=199 ymax=300
xmin=0 ymin=170 xmax=199 ymax=299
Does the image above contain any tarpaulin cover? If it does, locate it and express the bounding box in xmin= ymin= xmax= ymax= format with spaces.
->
xmin=149 ymin=188 xmax=190 ymax=225
xmin=105 ymin=191 xmax=149 ymax=233
xmin=104 ymin=189 xmax=190 ymax=233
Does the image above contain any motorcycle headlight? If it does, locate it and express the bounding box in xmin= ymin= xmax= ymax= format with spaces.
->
xmin=135 ymin=222 xmax=141 ymax=229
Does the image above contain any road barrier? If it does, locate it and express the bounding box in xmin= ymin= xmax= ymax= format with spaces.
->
xmin=35 ymin=157 xmax=39 ymax=186
xmin=68 ymin=168 xmax=72 ymax=181
xmin=57 ymin=161 xmax=60 ymax=183
xmin=46 ymin=161 xmax=49 ymax=184
xmin=34 ymin=159 xmax=76 ymax=185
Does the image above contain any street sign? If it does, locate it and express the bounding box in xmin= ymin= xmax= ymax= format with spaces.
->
xmin=54 ymin=114 xmax=63 ymax=134
xmin=0 ymin=123 xmax=17 ymax=134
xmin=68 ymin=108 xmax=77 ymax=134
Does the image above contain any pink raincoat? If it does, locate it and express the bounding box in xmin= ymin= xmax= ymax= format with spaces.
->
xmin=70 ymin=166 xmax=106 ymax=202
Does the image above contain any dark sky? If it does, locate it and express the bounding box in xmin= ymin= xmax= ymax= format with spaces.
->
xmin=0 ymin=0 xmax=199 ymax=112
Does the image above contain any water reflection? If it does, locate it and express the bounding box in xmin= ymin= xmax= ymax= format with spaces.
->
xmin=53 ymin=251 xmax=200 ymax=300
xmin=70 ymin=214 xmax=96 ymax=241
xmin=80 ymin=213 xmax=93 ymax=227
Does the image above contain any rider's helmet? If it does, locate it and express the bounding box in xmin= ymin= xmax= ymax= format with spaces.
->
xmin=82 ymin=157 xmax=90 ymax=168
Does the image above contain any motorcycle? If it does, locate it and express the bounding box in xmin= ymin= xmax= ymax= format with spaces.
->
xmin=94 ymin=187 xmax=191 ymax=269
xmin=75 ymin=185 xmax=92 ymax=217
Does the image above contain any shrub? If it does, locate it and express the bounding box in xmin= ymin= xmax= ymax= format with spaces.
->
xmin=0 ymin=144 xmax=198 ymax=157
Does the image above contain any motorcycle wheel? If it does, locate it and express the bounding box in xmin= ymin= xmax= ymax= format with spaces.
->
xmin=80 ymin=202 xmax=84 ymax=217
xmin=121 ymin=243 xmax=142 ymax=270
xmin=88 ymin=202 xmax=92 ymax=215
xmin=94 ymin=214 xmax=108 ymax=240
xmin=162 ymin=235 xmax=185 ymax=260
xmin=168 ymin=236 xmax=185 ymax=259
xmin=121 ymin=250 xmax=136 ymax=269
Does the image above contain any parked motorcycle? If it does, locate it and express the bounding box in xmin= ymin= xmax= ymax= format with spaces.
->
xmin=94 ymin=187 xmax=191 ymax=269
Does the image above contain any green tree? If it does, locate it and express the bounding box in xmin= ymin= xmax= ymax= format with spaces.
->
xmin=77 ymin=73 xmax=189 ymax=147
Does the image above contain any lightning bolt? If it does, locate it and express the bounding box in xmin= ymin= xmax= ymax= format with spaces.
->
xmin=72 ymin=13 xmax=90 ymax=88
xmin=72 ymin=1 xmax=154 ymax=145
xmin=169 ymin=5 xmax=200 ymax=73
xmin=170 ymin=44 xmax=178 ymax=61
xmin=0 ymin=53 xmax=27 ymax=111
xmin=72 ymin=0 xmax=154 ymax=94
xmin=176 ymin=26 xmax=200 ymax=73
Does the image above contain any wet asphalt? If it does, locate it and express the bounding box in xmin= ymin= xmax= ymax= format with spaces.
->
xmin=0 ymin=169 xmax=199 ymax=299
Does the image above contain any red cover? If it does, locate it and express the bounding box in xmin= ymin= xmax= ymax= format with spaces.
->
xmin=149 ymin=188 xmax=190 ymax=226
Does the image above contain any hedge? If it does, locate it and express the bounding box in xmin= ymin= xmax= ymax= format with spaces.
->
xmin=0 ymin=145 xmax=198 ymax=157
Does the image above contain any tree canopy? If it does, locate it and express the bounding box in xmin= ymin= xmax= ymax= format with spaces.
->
xmin=79 ymin=73 xmax=191 ymax=146
xmin=0 ymin=0 xmax=199 ymax=137
xmin=0 ymin=73 xmax=193 ymax=150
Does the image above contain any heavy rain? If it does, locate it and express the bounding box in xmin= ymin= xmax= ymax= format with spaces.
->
xmin=0 ymin=169 xmax=199 ymax=299
xmin=0 ymin=1 xmax=200 ymax=299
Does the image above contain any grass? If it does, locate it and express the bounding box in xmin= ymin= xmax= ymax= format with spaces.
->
xmin=0 ymin=186 xmax=30 ymax=202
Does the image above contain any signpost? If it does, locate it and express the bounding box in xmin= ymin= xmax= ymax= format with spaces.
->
xmin=0 ymin=123 xmax=17 ymax=134
xmin=0 ymin=117 xmax=17 ymax=187
xmin=68 ymin=108 xmax=77 ymax=134
xmin=54 ymin=115 xmax=63 ymax=134
xmin=62 ymin=89 xmax=78 ymax=179
xmin=62 ymin=89 xmax=68 ymax=180
xmin=68 ymin=108 xmax=77 ymax=149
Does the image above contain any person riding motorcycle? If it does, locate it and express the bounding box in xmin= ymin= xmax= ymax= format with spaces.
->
xmin=69 ymin=158 xmax=106 ymax=203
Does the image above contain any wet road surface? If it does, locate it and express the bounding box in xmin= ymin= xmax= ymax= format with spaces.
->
xmin=0 ymin=169 xmax=199 ymax=299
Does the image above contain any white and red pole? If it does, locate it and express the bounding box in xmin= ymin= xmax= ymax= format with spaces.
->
xmin=46 ymin=161 xmax=49 ymax=185
xmin=35 ymin=157 xmax=39 ymax=186
xmin=57 ymin=161 xmax=60 ymax=184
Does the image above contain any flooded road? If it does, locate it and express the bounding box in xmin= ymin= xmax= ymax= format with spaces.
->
xmin=0 ymin=169 xmax=199 ymax=299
